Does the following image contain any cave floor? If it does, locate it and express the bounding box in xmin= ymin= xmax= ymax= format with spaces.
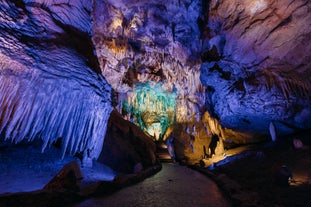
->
xmin=0 ymin=142 xmax=231 ymax=207
xmin=1 ymin=140 xmax=311 ymax=207
xmin=0 ymin=141 xmax=116 ymax=195
xmin=71 ymin=163 xmax=232 ymax=207
xmin=194 ymin=141 xmax=311 ymax=207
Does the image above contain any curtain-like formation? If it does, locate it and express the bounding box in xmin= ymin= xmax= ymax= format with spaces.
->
xmin=0 ymin=0 xmax=113 ymax=159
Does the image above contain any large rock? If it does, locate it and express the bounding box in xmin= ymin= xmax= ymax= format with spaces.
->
xmin=97 ymin=109 xmax=157 ymax=174
xmin=44 ymin=161 xmax=83 ymax=192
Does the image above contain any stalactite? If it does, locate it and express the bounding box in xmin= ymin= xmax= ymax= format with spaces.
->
xmin=0 ymin=75 xmax=112 ymax=159
xmin=263 ymin=68 xmax=311 ymax=99
xmin=0 ymin=0 xmax=113 ymax=160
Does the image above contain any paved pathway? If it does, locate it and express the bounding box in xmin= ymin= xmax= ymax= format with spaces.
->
xmin=73 ymin=163 xmax=231 ymax=207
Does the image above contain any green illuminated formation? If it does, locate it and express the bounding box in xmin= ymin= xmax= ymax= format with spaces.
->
xmin=122 ymin=82 xmax=176 ymax=141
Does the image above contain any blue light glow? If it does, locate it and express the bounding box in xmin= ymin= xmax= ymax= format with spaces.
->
xmin=122 ymin=82 xmax=176 ymax=140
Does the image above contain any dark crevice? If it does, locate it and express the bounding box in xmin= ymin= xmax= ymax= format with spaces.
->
xmin=201 ymin=45 xmax=221 ymax=62
xmin=205 ymin=85 xmax=218 ymax=119
xmin=50 ymin=23 xmax=102 ymax=74
xmin=197 ymin=0 xmax=211 ymax=39
xmin=269 ymin=15 xmax=292 ymax=34
xmin=232 ymin=78 xmax=245 ymax=92
xmin=240 ymin=13 xmax=273 ymax=37
xmin=208 ymin=63 xmax=231 ymax=80
xmin=10 ymin=0 xmax=26 ymax=11
xmin=287 ymin=0 xmax=296 ymax=9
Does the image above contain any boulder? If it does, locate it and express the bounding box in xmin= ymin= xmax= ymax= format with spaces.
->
xmin=44 ymin=161 xmax=83 ymax=192
xmin=97 ymin=109 xmax=157 ymax=174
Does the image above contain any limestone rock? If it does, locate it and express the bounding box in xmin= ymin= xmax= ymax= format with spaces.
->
xmin=97 ymin=109 xmax=157 ymax=173
xmin=92 ymin=0 xmax=205 ymax=123
xmin=200 ymin=0 xmax=311 ymax=139
xmin=0 ymin=0 xmax=112 ymax=159
xmin=1 ymin=0 xmax=311 ymax=164
xmin=44 ymin=161 xmax=83 ymax=192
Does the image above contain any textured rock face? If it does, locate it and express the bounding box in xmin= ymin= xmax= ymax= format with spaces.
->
xmin=0 ymin=0 xmax=112 ymax=160
xmin=200 ymin=0 xmax=311 ymax=139
xmin=92 ymin=0 xmax=311 ymax=147
xmin=1 ymin=0 xmax=311 ymax=165
xmin=92 ymin=0 xmax=205 ymax=124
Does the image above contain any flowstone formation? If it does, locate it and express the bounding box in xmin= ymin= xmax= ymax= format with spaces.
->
xmin=0 ymin=0 xmax=112 ymax=161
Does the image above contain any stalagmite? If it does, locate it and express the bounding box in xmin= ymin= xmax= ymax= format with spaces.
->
xmin=269 ymin=122 xmax=277 ymax=142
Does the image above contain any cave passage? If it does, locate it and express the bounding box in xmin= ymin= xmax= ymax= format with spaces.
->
xmin=72 ymin=163 xmax=231 ymax=207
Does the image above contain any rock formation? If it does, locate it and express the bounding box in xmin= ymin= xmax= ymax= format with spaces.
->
xmin=0 ymin=0 xmax=112 ymax=160
xmin=200 ymin=0 xmax=311 ymax=143
xmin=92 ymin=0 xmax=205 ymax=123
xmin=97 ymin=109 xmax=156 ymax=173
xmin=0 ymin=0 xmax=310 ymax=164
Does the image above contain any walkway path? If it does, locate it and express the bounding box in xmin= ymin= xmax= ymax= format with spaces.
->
xmin=73 ymin=163 xmax=231 ymax=207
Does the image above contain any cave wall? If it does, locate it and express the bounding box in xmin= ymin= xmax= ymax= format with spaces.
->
xmin=91 ymin=0 xmax=311 ymax=156
xmin=201 ymin=0 xmax=311 ymax=141
xmin=0 ymin=0 xmax=112 ymax=160
xmin=92 ymin=0 xmax=205 ymax=123
xmin=91 ymin=0 xmax=212 ymax=162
